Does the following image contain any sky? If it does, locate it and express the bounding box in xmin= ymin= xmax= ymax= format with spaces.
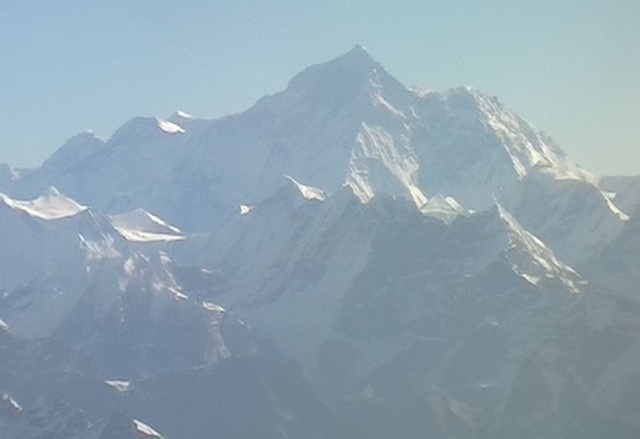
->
xmin=1 ymin=1 xmax=638 ymax=176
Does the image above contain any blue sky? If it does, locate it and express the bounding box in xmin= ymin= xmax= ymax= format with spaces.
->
xmin=1 ymin=1 xmax=638 ymax=176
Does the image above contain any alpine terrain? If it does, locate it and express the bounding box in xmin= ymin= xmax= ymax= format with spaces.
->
xmin=0 ymin=46 xmax=637 ymax=439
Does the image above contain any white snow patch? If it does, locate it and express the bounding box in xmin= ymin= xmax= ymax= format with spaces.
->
xmin=110 ymin=208 xmax=184 ymax=242
xmin=0 ymin=187 xmax=86 ymax=220
xmin=497 ymin=204 xmax=583 ymax=294
xmin=352 ymin=123 xmax=427 ymax=208
xmin=202 ymin=301 xmax=226 ymax=314
xmin=104 ymin=380 xmax=130 ymax=393
xmin=157 ymin=118 xmax=185 ymax=134
xmin=240 ymin=204 xmax=254 ymax=215
xmin=133 ymin=419 xmax=163 ymax=438
xmin=516 ymin=269 xmax=541 ymax=286
xmin=285 ymin=175 xmax=327 ymax=201
xmin=1 ymin=392 xmax=22 ymax=412
xmin=115 ymin=229 xmax=185 ymax=242
xmin=172 ymin=288 xmax=189 ymax=300
xmin=409 ymin=85 xmax=433 ymax=97
xmin=603 ymin=194 xmax=629 ymax=222
xmin=420 ymin=195 xmax=467 ymax=224
xmin=176 ymin=110 xmax=193 ymax=119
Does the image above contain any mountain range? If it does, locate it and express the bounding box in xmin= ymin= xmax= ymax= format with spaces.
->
xmin=0 ymin=46 xmax=637 ymax=439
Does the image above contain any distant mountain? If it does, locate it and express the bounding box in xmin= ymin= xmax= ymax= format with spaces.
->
xmin=0 ymin=47 xmax=637 ymax=438
xmin=0 ymin=46 xmax=625 ymax=263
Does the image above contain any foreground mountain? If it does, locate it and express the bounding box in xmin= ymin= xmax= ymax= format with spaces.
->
xmin=0 ymin=47 xmax=637 ymax=438
xmin=0 ymin=188 xmax=354 ymax=439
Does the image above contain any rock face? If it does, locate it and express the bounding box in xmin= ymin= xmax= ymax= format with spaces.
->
xmin=0 ymin=47 xmax=637 ymax=438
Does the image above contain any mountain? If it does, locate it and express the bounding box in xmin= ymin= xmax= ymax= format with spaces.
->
xmin=177 ymin=183 xmax=589 ymax=430
xmin=0 ymin=47 xmax=637 ymax=438
xmin=0 ymin=46 xmax=625 ymax=264
xmin=0 ymin=188 xmax=354 ymax=439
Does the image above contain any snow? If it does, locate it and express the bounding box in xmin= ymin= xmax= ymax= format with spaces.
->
xmin=599 ymin=175 xmax=640 ymax=215
xmin=109 ymin=208 xmax=184 ymax=242
xmin=104 ymin=380 xmax=130 ymax=393
xmin=516 ymin=269 xmax=541 ymax=286
xmin=461 ymin=87 xmax=593 ymax=183
xmin=167 ymin=285 xmax=188 ymax=300
xmin=420 ymin=195 xmax=467 ymax=224
xmin=349 ymin=123 xmax=427 ymax=208
xmin=202 ymin=302 xmax=226 ymax=314
xmin=0 ymin=187 xmax=86 ymax=220
xmin=603 ymin=195 xmax=630 ymax=222
xmin=285 ymin=175 xmax=327 ymax=201
xmin=239 ymin=204 xmax=254 ymax=215
xmin=114 ymin=229 xmax=185 ymax=242
xmin=176 ymin=110 xmax=193 ymax=119
xmin=1 ymin=46 xmax=618 ymax=267
xmin=133 ymin=419 xmax=163 ymax=438
xmin=1 ymin=393 xmax=22 ymax=412
xmin=157 ymin=118 xmax=185 ymax=134
xmin=497 ymin=204 xmax=583 ymax=294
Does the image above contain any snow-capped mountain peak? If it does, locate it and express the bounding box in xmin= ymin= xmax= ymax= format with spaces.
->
xmin=157 ymin=118 xmax=185 ymax=134
xmin=254 ymin=44 xmax=406 ymax=118
xmin=0 ymin=186 xmax=86 ymax=220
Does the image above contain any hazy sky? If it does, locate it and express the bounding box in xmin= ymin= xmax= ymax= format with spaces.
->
xmin=1 ymin=1 xmax=638 ymax=176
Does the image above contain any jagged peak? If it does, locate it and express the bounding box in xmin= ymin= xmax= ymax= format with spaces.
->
xmin=494 ymin=203 xmax=584 ymax=293
xmin=341 ymin=44 xmax=375 ymax=63
xmin=0 ymin=186 xmax=87 ymax=220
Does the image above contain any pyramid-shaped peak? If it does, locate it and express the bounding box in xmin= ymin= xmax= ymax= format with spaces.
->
xmin=320 ymin=44 xmax=381 ymax=72
xmin=277 ymin=44 xmax=407 ymax=107
xmin=342 ymin=44 xmax=374 ymax=61
xmin=286 ymin=45 xmax=387 ymax=89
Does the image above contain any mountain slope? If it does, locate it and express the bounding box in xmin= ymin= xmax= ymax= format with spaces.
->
xmin=0 ymin=47 xmax=636 ymax=439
